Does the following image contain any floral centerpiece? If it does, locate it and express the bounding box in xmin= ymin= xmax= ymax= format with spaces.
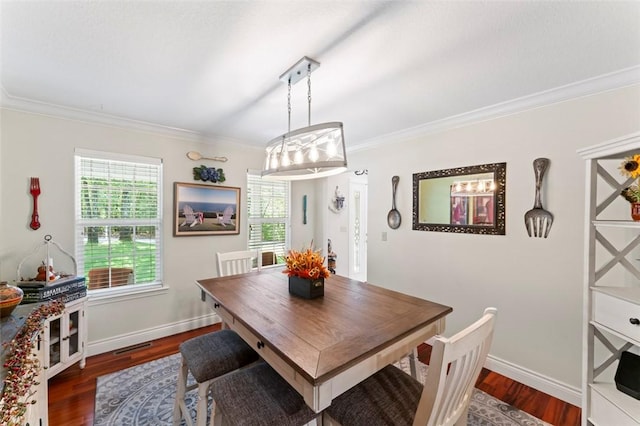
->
xmin=620 ymin=154 xmax=640 ymax=203
xmin=283 ymin=246 xmax=329 ymax=299
xmin=283 ymin=247 xmax=330 ymax=280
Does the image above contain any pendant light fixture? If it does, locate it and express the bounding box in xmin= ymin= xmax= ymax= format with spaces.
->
xmin=262 ymin=57 xmax=347 ymax=180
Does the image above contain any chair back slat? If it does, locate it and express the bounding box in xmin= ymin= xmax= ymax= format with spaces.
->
xmin=216 ymin=250 xmax=260 ymax=277
xmin=414 ymin=307 xmax=497 ymax=426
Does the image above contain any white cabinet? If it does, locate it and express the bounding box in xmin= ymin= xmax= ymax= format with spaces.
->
xmin=579 ymin=132 xmax=640 ymax=426
xmin=42 ymin=297 xmax=87 ymax=378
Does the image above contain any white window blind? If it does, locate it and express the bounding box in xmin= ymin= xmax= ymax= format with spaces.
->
xmin=74 ymin=149 xmax=163 ymax=291
xmin=247 ymin=172 xmax=290 ymax=264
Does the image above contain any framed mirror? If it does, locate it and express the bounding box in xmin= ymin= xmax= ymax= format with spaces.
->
xmin=412 ymin=162 xmax=506 ymax=235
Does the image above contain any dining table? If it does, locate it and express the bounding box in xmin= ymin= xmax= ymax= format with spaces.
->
xmin=196 ymin=267 xmax=452 ymax=413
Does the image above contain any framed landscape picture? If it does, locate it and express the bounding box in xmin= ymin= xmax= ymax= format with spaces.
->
xmin=174 ymin=182 xmax=240 ymax=236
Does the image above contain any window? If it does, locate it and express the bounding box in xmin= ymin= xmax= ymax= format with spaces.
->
xmin=74 ymin=149 xmax=163 ymax=292
xmin=247 ymin=171 xmax=290 ymax=265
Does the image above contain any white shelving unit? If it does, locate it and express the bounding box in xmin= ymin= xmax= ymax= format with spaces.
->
xmin=579 ymin=132 xmax=640 ymax=426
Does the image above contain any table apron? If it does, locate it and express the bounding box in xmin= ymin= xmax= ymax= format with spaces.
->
xmin=313 ymin=318 xmax=445 ymax=411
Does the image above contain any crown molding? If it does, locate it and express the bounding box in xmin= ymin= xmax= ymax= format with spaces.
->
xmin=0 ymin=86 xmax=205 ymax=142
xmin=3 ymin=66 xmax=638 ymax=151
xmin=349 ymin=65 xmax=640 ymax=153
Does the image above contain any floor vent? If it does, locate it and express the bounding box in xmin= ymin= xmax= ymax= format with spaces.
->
xmin=113 ymin=342 xmax=152 ymax=355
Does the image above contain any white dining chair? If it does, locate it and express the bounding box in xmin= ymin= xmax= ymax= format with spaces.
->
xmin=323 ymin=307 xmax=497 ymax=426
xmin=216 ymin=249 xmax=260 ymax=277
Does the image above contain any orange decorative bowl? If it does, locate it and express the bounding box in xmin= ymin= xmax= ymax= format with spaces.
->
xmin=0 ymin=281 xmax=24 ymax=318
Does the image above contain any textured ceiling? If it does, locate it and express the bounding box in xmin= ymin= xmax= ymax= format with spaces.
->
xmin=1 ymin=1 xmax=639 ymax=148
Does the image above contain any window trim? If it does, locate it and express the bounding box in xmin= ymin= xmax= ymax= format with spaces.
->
xmin=74 ymin=148 xmax=164 ymax=297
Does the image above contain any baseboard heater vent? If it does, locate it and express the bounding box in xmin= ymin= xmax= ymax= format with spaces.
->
xmin=113 ymin=342 xmax=152 ymax=355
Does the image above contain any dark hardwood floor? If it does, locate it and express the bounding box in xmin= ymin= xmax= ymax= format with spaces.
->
xmin=48 ymin=325 xmax=581 ymax=425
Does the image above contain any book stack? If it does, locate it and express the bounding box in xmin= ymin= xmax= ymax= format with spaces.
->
xmin=18 ymin=275 xmax=87 ymax=304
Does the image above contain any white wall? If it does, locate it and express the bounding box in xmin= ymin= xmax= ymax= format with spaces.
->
xmin=349 ymin=84 xmax=640 ymax=403
xmin=290 ymin=179 xmax=318 ymax=250
xmin=0 ymin=109 xmax=264 ymax=351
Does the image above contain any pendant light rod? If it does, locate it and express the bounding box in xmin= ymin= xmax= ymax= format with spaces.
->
xmin=307 ymin=63 xmax=312 ymax=126
xmin=287 ymin=78 xmax=292 ymax=134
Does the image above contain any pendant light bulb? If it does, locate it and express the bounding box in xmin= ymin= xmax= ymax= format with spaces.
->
xmin=327 ymin=140 xmax=337 ymax=157
xmin=281 ymin=150 xmax=291 ymax=167
xmin=309 ymin=145 xmax=319 ymax=162
xmin=270 ymin=151 xmax=279 ymax=169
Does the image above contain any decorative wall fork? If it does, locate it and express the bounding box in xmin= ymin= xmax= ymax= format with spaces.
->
xmin=30 ymin=177 xmax=41 ymax=230
xmin=524 ymin=158 xmax=553 ymax=238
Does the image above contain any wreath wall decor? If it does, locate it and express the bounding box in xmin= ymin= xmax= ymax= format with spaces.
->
xmin=192 ymin=165 xmax=226 ymax=183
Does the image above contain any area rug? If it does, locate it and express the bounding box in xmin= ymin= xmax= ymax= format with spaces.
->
xmin=94 ymin=353 xmax=551 ymax=426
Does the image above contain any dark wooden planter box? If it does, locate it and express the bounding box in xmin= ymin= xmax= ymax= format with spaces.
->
xmin=288 ymin=276 xmax=324 ymax=299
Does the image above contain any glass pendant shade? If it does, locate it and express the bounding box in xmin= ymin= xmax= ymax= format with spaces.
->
xmin=262 ymin=122 xmax=347 ymax=180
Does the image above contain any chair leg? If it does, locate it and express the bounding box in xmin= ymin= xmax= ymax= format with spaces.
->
xmin=408 ymin=347 xmax=419 ymax=379
xmin=173 ymin=357 xmax=189 ymax=426
xmin=196 ymin=382 xmax=210 ymax=426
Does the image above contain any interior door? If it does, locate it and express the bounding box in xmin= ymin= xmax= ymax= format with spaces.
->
xmin=348 ymin=178 xmax=368 ymax=282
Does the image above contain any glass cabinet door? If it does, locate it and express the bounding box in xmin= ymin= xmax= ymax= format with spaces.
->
xmin=47 ymin=315 xmax=62 ymax=369
xmin=65 ymin=307 xmax=81 ymax=359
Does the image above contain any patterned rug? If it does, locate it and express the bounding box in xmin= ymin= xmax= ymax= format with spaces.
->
xmin=94 ymin=353 xmax=551 ymax=425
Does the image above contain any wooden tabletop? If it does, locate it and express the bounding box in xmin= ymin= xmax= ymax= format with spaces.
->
xmin=196 ymin=268 xmax=452 ymax=385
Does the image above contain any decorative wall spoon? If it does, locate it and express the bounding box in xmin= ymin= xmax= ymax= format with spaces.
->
xmin=387 ymin=176 xmax=401 ymax=229
xmin=186 ymin=151 xmax=228 ymax=162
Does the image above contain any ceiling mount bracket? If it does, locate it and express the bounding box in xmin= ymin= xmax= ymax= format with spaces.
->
xmin=279 ymin=56 xmax=320 ymax=85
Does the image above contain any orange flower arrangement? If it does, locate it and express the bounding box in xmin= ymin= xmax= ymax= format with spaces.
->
xmin=283 ymin=246 xmax=330 ymax=280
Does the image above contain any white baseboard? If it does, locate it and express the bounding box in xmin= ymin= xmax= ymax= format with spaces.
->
xmin=87 ymin=314 xmax=220 ymax=357
xmin=485 ymin=354 xmax=582 ymax=407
